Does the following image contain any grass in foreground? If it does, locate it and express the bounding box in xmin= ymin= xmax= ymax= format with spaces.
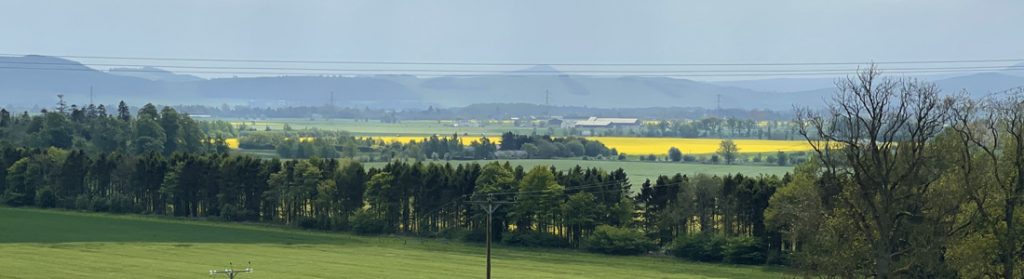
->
xmin=0 ymin=207 xmax=786 ymax=278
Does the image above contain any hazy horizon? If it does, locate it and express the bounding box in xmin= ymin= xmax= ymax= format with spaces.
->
xmin=2 ymin=0 xmax=1022 ymax=80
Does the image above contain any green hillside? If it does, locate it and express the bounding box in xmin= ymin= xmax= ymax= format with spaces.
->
xmin=0 ymin=207 xmax=785 ymax=278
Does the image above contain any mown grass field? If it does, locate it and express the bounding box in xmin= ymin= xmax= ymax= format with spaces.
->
xmin=366 ymin=159 xmax=793 ymax=183
xmin=226 ymin=118 xmax=536 ymax=137
xmin=0 ymin=207 xmax=786 ymax=278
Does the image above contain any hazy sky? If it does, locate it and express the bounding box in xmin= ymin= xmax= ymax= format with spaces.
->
xmin=1 ymin=0 xmax=1022 ymax=78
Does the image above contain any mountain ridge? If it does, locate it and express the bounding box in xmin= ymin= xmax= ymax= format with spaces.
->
xmin=2 ymin=55 xmax=1022 ymax=109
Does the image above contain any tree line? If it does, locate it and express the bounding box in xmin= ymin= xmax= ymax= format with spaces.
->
xmin=0 ymin=104 xmax=784 ymax=263
xmin=0 ymin=140 xmax=783 ymax=262
xmin=0 ymin=102 xmax=231 ymax=156
xmin=7 ymin=64 xmax=1024 ymax=277
xmin=769 ymin=66 xmax=1024 ymax=278
xmin=237 ymin=130 xmax=617 ymax=161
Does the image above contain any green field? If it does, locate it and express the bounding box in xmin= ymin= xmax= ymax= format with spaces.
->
xmin=0 ymin=207 xmax=785 ymax=278
xmin=366 ymin=159 xmax=792 ymax=183
xmin=224 ymin=118 xmax=541 ymax=137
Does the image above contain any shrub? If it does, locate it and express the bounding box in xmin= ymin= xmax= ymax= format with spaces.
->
xmin=349 ymin=209 xmax=391 ymax=235
xmin=582 ymin=225 xmax=656 ymax=255
xmin=219 ymin=204 xmax=256 ymax=222
xmin=437 ymin=228 xmax=486 ymax=242
xmin=107 ymin=195 xmax=137 ymax=214
xmin=501 ymin=230 xmax=568 ymax=248
xmin=723 ymin=237 xmax=767 ymax=265
xmin=74 ymin=195 xmax=91 ymax=210
xmin=90 ymin=196 xmax=110 ymax=212
xmin=669 ymin=233 xmax=726 ymax=262
xmin=668 ymin=147 xmax=682 ymax=162
xmin=35 ymin=188 xmax=57 ymax=208
xmin=464 ymin=229 xmax=488 ymax=243
xmin=295 ymin=216 xmax=319 ymax=230
xmin=437 ymin=228 xmax=468 ymax=240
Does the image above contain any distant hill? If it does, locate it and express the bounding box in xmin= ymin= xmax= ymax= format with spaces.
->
xmin=0 ymin=55 xmax=422 ymax=108
xmin=719 ymin=71 xmax=1024 ymax=101
xmin=713 ymin=77 xmax=839 ymax=93
xmin=1002 ymin=62 xmax=1024 ymax=77
xmin=2 ymin=55 xmax=1022 ymax=109
xmin=0 ymin=55 xmax=158 ymax=105
xmin=933 ymin=72 xmax=1024 ymax=95
xmin=107 ymin=67 xmax=203 ymax=82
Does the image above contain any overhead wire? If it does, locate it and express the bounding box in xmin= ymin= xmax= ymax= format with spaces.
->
xmin=2 ymin=53 xmax=1021 ymax=67
xmin=1 ymin=65 xmax=1022 ymax=78
xmin=1 ymin=59 xmax=1023 ymax=74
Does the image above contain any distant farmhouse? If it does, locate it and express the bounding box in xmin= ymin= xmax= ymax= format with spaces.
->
xmin=565 ymin=117 xmax=640 ymax=128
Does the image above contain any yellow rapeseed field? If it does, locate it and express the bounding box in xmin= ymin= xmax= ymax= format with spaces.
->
xmin=229 ymin=134 xmax=812 ymax=154
xmin=361 ymin=135 xmax=812 ymax=155
xmin=589 ymin=137 xmax=813 ymax=155
xmin=224 ymin=138 xmax=239 ymax=149
xmin=362 ymin=136 xmax=499 ymax=145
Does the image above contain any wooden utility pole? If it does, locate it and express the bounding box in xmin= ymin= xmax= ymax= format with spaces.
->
xmin=209 ymin=262 xmax=253 ymax=279
xmin=468 ymin=194 xmax=514 ymax=279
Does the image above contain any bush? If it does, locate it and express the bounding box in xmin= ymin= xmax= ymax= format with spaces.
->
xmin=437 ymin=228 xmax=486 ymax=243
xmin=501 ymin=230 xmax=568 ymax=248
xmin=90 ymin=196 xmax=110 ymax=212
xmin=35 ymin=188 xmax=57 ymax=208
xmin=74 ymin=195 xmax=91 ymax=210
xmin=668 ymin=147 xmax=682 ymax=162
xmin=295 ymin=216 xmax=320 ymax=230
xmin=765 ymin=247 xmax=790 ymax=266
xmin=349 ymin=209 xmax=392 ymax=235
xmin=107 ymin=195 xmax=137 ymax=214
xmin=437 ymin=228 xmax=468 ymax=240
xmin=582 ymin=225 xmax=656 ymax=255
xmin=669 ymin=233 xmax=726 ymax=262
xmin=723 ymin=237 xmax=766 ymax=265
xmin=464 ymin=229 xmax=488 ymax=243
xmin=220 ymin=204 xmax=257 ymax=222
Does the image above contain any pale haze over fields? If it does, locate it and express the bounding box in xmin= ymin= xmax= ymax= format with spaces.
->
xmin=1 ymin=1 xmax=1022 ymax=108
xmin=2 ymin=0 xmax=1021 ymax=78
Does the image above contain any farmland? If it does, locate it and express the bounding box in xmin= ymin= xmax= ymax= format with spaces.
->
xmin=223 ymin=118 xmax=814 ymax=155
xmin=591 ymin=137 xmax=812 ymax=155
xmin=0 ymin=207 xmax=787 ymax=278
xmin=365 ymin=159 xmax=793 ymax=183
xmin=357 ymin=136 xmax=812 ymax=155
xmin=226 ymin=118 xmax=538 ymax=137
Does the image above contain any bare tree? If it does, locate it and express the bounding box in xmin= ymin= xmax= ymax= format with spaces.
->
xmin=949 ymin=88 xmax=1024 ymax=279
xmin=794 ymin=65 xmax=953 ymax=278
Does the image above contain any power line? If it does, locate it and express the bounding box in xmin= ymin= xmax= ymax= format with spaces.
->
xmin=1 ymin=60 xmax=1023 ymax=74
xmin=2 ymin=53 xmax=1022 ymax=67
xmin=1 ymin=65 xmax=1022 ymax=78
